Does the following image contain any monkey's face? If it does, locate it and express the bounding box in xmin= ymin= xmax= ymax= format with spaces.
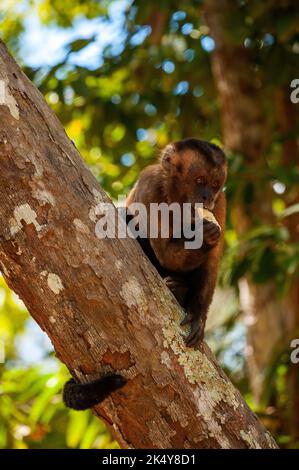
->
xmin=184 ymin=150 xmax=227 ymax=210
xmin=161 ymin=139 xmax=227 ymax=211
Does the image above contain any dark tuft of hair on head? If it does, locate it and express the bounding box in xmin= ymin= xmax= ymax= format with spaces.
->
xmin=173 ymin=138 xmax=226 ymax=166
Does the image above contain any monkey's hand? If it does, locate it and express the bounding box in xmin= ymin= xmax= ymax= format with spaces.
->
xmin=203 ymin=219 xmax=221 ymax=246
xmin=181 ymin=312 xmax=205 ymax=347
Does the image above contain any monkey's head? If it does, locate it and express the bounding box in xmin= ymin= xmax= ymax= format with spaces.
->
xmin=161 ymin=138 xmax=227 ymax=211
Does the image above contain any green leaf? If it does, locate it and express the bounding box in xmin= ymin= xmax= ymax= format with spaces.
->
xmin=66 ymin=411 xmax=89 ymax=448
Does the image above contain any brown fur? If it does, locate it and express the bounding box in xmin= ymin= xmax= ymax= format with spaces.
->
xmin=126 ymin=138 xmax=227 ymax=346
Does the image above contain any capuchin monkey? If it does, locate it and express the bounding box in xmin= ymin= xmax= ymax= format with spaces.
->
xmin=63 ymin=138 xmax=227 ymax=411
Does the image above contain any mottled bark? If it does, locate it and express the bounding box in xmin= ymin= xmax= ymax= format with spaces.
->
xmin=204 ymin=0 xmax=295 ymax=403
xmin=0 ymin=40 xmax=277 ymax=449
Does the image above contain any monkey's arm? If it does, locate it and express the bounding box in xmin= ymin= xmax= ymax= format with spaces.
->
xmin=149 ymin=237 xmax=208 ymax=272
xmin=149 ymin=217 xmax=221 ymax=273
xmin=148 ymin=194 xmax=225 ymax=273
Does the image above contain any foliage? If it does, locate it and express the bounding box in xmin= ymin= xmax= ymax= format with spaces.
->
xmin=0 ymin=0 xmax=299 ymax=448
xmin=0 ymin=277 xmax=118 ymax=448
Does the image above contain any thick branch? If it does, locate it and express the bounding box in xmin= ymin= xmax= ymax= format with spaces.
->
xmin=0 ymin=41 xmax=277 ymax=449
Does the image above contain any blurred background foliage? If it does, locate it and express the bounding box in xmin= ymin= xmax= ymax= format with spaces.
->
xmin=0 ymin=0 xmax=299 ymax=449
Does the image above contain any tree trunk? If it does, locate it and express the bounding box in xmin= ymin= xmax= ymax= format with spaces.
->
xmin=204 ymin=0 xmax=294 ymax=403
xmin=0 ymin=40 xmax=277 ymax=449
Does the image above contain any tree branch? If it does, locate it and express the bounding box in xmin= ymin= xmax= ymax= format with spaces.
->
xmin=0 ymin=40 xmax=277 ymax=449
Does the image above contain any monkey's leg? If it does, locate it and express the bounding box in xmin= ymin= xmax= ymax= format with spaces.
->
xmin=164 ymin=275 xmax=189 ymax=306
xmin=63 ymin=374 xmax=126 ymax=410
xmin=181 ymin=262 xmax=217 ymax=347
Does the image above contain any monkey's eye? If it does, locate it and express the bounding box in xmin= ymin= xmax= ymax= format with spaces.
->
xmin=196 ymin=177 xmax=204 ymax=184
xmin=212 ymin=180 xmax=220 ymax=189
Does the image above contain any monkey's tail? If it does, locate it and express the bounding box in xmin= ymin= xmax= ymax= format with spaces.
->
xmin=63 ymin=374 xmax=126 ymax=410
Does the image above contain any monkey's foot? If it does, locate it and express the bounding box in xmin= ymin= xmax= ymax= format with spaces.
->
xmin=181 ymin=313 xmax=205 ymax=347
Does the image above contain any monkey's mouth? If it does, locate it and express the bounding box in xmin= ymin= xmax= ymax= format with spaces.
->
xmin=188 ymin=204 xmax=214 ymax=224
xmin=190 ymin=202 xmax=215 ymax=212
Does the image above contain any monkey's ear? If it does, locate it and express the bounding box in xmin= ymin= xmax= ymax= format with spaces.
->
xmin=160 ymin=144 xmax=176 ymax=171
